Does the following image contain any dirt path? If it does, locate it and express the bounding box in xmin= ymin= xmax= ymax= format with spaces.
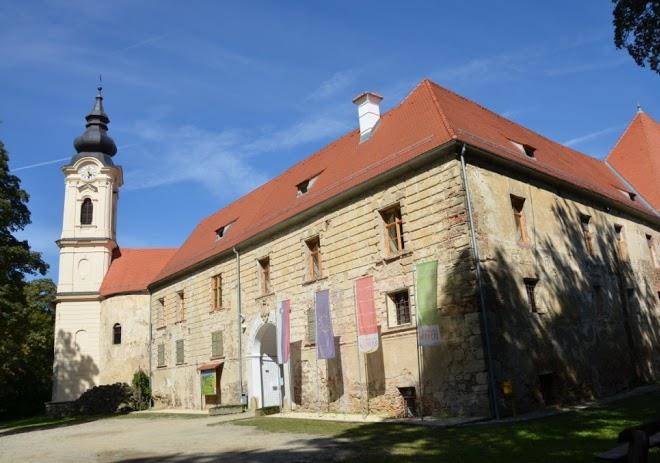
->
xmin=0 ymin=416 xmax=350 ymax=462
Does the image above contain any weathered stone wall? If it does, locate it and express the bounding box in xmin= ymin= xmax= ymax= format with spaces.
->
xmin=467 ymin=159 xmax=660 ymax=415
xmin=150 ymin=154 xmax=490 ymax=417
xmin=99 ymin=294 xmax=150 ymax=386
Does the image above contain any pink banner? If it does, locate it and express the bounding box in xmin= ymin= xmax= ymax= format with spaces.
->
xmin=356 ymin=276 xmax=379 ymax=353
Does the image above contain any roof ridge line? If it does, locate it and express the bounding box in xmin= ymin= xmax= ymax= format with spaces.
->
xmin=606 ymin=112 xmax=641 ymax=162
xmin=422 ymin=79 xmax=456 ymax=139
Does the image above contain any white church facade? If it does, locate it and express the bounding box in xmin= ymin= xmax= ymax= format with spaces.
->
xmin=52 ymin=82 xmax=660 ymax=418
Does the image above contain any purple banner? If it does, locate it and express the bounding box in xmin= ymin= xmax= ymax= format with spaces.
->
xmin=315 ymin=289 xmax=335 ymax=359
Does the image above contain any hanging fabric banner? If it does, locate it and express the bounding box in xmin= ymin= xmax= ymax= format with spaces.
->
xmin=315 ymin=289 xmax=335 ymax=359
xmin=355 ymin=276 xmax=379 ymax=353
xmin=415 ymin=260 xmax=441 ymax=346
xmin=276 ymin=299 xmax=291 ymax=364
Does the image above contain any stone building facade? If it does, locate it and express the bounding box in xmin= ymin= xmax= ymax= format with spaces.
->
xmin=53 ymin=80 xmax=660 ymax=418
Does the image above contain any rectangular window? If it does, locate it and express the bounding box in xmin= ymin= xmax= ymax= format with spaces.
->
xmin=157 ymin=297 xmax=165 ymax=328
xmin=614 ymin=224 xmax=627 ymax=260
xmin=259 ymin=257 xmax=271 ymax=295
xmin=306 ymin=308 xmax=316 ymax=344
xmin=177 ymin=290 xmax=185 ymax=322
xmin=580 ymin=214 xmax=594 ymax=256
xmin=388 ymin=290 xmax=411 ymax=325
xmin=212 ymin=274 xmax=222 ymax=310
xmin=306 ymin=237 xmax=322 ymax=280
xmin=211 ymin=331 xmax=224 ymax=358
xmin=510 ymin=195 xmax=529 ymax=244
xmin=381 ymin=204 xmax=405 ymax=256
xmin=524 ymin=278 xmax=539 ymax=313
xmin=175 ymin=339 xmax=184 ymax=365
xmin=157 ymin=343 xmax=165 ymax=367
xmin=646 ymin=234 xmax=658 ymax=267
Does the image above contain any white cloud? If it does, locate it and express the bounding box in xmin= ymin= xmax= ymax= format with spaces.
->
xmin=307 ymin=70 xmax=357 ymax=101
xmin=562 ymin=125 xmax=623 ymax=147
xmin=124 ymin=106 xmax=352 ymax=197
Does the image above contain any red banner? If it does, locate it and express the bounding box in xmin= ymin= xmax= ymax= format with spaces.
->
xmin=356 ymin=276 xmax=379 ymax=353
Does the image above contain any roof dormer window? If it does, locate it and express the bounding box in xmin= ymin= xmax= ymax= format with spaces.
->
xmin=510 ymin=140 xmax=536 ymax=159
xmin=296 ymin=174 xmax=320 ymax=197
xmin=215 ymin=222 xmax=233 ymax=241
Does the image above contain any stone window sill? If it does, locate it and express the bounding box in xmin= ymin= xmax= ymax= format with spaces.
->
xmin=381 ymin=324 xmax=416 ymax=337
xmin=157 ymin=365 xmax=167 ymax=369
xmin=175 ymin=320 xmax=186 ymax=325
xmin=156 ymin=325 xmax=166 ymax=331
xmin=381 ymin=250 xmax=413 ymax=263
xmin=209 ymin=307 xmax=230 ymax=314
xmin=210 ymin=355 xmax=225 ymax=361
xmin=302 ymin=276 xmax=327 ymax=286
xmin=255 ymin=292 xmax=275 ymax=301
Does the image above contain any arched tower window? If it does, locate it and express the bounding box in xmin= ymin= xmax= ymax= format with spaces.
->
xmin=113 ymin=323 xmax=122 ymax=345
xmin=81 ymin=198 xmax=93 ymax=225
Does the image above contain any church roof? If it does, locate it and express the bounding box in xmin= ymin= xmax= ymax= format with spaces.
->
xmin=100 ymin=248 xmax=177 ymax=298
xmin=606 ymin=110 xmax=660 ymax=210
xmin=151 ymin=79 xmax=659 ymax=285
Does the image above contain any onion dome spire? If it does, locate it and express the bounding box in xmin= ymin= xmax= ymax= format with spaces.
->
xmin=69 ymin=85 xmax=117 ymax=166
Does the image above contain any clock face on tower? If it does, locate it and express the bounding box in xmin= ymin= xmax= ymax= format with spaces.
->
xmin=79 ymin=165 xmax=99 ymax=182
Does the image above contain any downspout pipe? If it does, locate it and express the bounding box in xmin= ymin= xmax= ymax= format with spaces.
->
xmin=233 ymin=247 xmax=244 ymax=405
xmin=459 ymin=143 xmax=501 ymax=420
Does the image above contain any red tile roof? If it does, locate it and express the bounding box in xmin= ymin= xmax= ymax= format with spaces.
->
xmin=152 ymin=79 xmax=658 ymax=285
xmin=607 ymin=111 xmax=660 ymax=210
xmin=100 ymin=248 xmax=177 ymax=298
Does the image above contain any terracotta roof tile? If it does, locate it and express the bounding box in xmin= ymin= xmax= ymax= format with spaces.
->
xmin=100 ymin=248 xmax=177 ymax=297
xmin=152 ymin=79 xmax=658 ymax=284
xmin=607 ymin=111 xmax=660 ymax=210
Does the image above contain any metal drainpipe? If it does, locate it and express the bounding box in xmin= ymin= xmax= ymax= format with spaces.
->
xmin=459 ymin=143 xmax=501 ymax=420
xmin=147 ymin=294 xmax=153 ymax=409
xmin=233 ymin=247 xmax=244 ymax=405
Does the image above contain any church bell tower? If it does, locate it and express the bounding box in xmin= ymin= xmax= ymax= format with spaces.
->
xmin=52 ymin=86 xmax=123 ymax=402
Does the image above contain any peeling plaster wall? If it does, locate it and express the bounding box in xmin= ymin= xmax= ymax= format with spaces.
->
xmin=99 ymin=294 xmax=150 ymax=385
xmin=467 ymin=159 xmax=660 ymax=414
xmin=150 ymin=154 xmax=491 ymax=417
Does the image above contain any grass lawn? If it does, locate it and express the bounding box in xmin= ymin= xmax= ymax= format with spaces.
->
xmin=0 ymin=415 xmax=94 ymax=434
xmin=234 ymin=390 xmax=660 ymax=462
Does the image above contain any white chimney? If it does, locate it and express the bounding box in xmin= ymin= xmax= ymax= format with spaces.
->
xmin=352 ymin=91 xmax=383 ymax=142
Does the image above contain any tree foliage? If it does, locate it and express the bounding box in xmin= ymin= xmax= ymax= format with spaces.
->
xmin=0 ymin=140 xmax=53 ymax=417
xmin=612 ymin=0 xmax=660 ymax=74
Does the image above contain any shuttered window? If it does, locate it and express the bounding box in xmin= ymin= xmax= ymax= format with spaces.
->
xmin=175 ymin=339 xmax=184 ymax=365
xmin=157 ymin=343 xmax=165 ymax=367
xmin=211 ymin=331 xmax=224 ymax=358
xmin=307 ymin=308 xmax=316 ymax=344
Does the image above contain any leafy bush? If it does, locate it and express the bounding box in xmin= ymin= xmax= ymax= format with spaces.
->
xmin=74 ymin=383 xmax=133 ymax=415
xmin=132 ymin=369 xmax=152 ymax=410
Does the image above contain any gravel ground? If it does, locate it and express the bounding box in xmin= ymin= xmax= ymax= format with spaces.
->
xmin=0 ymin=415 xmax=351 ymax=462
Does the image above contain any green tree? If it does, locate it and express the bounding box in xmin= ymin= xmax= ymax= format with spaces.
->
xmin=0 ymin=140 xmax=51 ymax=417
xmin=612 ymin=0 xmax=660 ymax=74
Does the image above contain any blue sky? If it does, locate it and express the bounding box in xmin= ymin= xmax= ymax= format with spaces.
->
xmin=1 ymin=0 xmax=658 ymax=280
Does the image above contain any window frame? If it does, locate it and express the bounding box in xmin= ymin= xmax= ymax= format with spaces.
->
xmin=510 ymin=195 xmax=529 ymax=245
xmin=646 ymin=234 xmax=658 ymax=267
xmin=80 ymin=197 xmax=93 ymax=225
xmin=387 ymin=289 xmax=411 ymax=327
xmin=523 ymin=278 xmax=539 ymax=313
xmin=305 ymin=236 xmax=323 ymax=281
xmin=614 ymin=224 xmax=627 ymax=260
xmin=175 ymin=339 xmax=185 ymax=365
xmin=112 ymin=323 xmax=121 ymax=345
xmin=211 ymin=330 xmax=224 ymax=359
xmin=258 ymin=257 xmax=271 ymax=295
xmin=579 ymin=214 xmax=594 ymax=256
xmin=380 ymin=204 xmax=405 ymax=256
xmin=156 ymin=297 xmax=166 ymax=328
xmin=157 ymin=343 xmax=166 ymax=367
xmin=176 ymin=290 xmax=185 ymax=323
xmin=211 ymin=274 xmax=223 ymax=311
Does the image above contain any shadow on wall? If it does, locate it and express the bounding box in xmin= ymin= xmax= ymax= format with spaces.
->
xmin=473 ymin=199 xmax=660 ymax=415
xmin=52 ymin=330 xmax=100 ymax=401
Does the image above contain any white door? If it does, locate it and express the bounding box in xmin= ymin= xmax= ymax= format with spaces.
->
xmin=261 ymin=356 xmax=281 ymax=408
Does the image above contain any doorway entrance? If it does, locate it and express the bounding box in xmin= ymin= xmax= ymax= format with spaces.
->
xmin=249 ymin=321 xmax=282 ymax=408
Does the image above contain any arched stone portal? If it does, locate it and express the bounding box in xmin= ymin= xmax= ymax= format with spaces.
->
xmin=247 ymin=318 xmax=282 ymax=408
